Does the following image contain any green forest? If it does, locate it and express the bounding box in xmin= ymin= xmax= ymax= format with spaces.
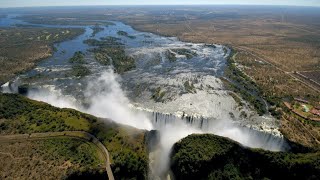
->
xmin=171 ymin=134 xmax=320 ymax=180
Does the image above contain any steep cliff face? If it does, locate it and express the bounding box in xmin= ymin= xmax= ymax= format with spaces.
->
xmin=171 ymin=134 xmax=320 ymax=180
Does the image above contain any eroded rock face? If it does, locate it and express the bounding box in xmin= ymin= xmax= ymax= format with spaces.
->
xmin=145 ymin=130 xmax=160 ymax=152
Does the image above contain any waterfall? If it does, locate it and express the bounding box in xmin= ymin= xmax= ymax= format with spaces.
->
xmin=148 ymin=111 xmax=289 ymax=151
xmin=145 ymin=110 xmax=290 ymax=179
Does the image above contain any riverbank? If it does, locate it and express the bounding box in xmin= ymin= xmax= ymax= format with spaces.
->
xmin=0 ymin=25 xmax=84 ymax=85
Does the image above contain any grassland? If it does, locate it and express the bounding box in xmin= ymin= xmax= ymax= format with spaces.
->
xmin=0 ymin=93 xmax=149 ymax=179
xmin=0 ymin=137 xmax=106 ymax=179
xmin=171 ymin=134 xmax=320 ymax=180
xmin=0 ymin=27 xmax=84 ymax=85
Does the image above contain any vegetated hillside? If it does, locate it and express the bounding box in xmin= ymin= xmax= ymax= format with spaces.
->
xmin=0 ymin=93 xmax=149 ymax=180
xmin=171 ymin=134 xmax=320 ymax=180
xmin=0 ymin=27 xmax=84 ymax=85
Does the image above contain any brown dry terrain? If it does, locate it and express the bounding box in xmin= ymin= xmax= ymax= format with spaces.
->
xmin=0 ymin=137 xmax=105 ymax=179
xmin=299 ymin=71 xmax=320 ymax=86
xmin=0 ymin=27 xmax=83 ymax=85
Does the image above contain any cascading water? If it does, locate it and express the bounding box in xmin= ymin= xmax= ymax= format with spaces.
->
xmin=149 ymin=111 xmax=288 ymax=151
xmin=144 ymin=110 xmax=289 ymax=179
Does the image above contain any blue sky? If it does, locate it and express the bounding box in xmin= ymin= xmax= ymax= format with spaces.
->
xmin=1 ymin=0 xmax=320 ymax=8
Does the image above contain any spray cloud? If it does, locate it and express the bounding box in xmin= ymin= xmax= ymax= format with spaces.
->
xmin=27 ymin=69 xmax=153 ymax=130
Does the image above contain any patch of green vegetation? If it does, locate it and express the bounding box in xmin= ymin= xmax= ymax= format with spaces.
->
xmin=0 ymin=94 xmax=93 ymax=133
xmin=98 ymin=47 xmax=135 ymax=73
xmin=53 ymin=46 xmax=58 ymax=52
xmin=171 ymin=134 xmax=320 ymax=180
xmin=84 ymin=38 xmax=123 ymax=47
xmin=67 ymin=170 xmax=107 ymax=179
xmin=71 ymin=64 xmax=91 ymax=78
xmin=0 ymin=136 xmax=106 ymax=179
xmin=86 ymin=38 xmax=136 ymax=73
xmin=225 ymin=49 xmax=267 ymax=116
xmin=223 ymin=47 xmax=228 ymax=55
xmin=184 ymin=81 xmax=197 ymax=94
xmin=117 ymin=30 xmax=136 ymax=39
xmin=84 ymin=37 xmax=132 ymax=72
xmin=117 ymin=31 xmax=129 ymax=36
xmin=171 ymin=48 xmax=197 ymax=59
xmin=165 ymin=50 xmax=177 ymax=62
xmin=0 ymin=93 xmax=148 ymax=180
xmin=151 ymin=87 xmax=166 ymax=102
xmin=228 ymin=92 xmax=244 ymax=107
xmin=88 ymin=120 xmax=148 ymax=179
xmin=93 ymin=51 xmax=111 ymax=66
xmin=100 ymin=36 xmax=121 ymax=42
xmin=68 ymin=51 xmax=90 ymax=78
xmin=39 ymin=138 xmax=102 ymax=167
xmin=69 ymin=51 xmax=85 ymax=64
xmin=204 ymin=44 xmax=217 ymax=48
xmin=91 ymin=25 xmax=104 ymax=37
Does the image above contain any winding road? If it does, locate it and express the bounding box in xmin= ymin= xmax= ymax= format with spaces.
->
xmin=0 ymin=131 xmax=114 ymax=180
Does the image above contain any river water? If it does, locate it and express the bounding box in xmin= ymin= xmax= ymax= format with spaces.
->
xmin=1 ymin=14 xmax=289 ymax=178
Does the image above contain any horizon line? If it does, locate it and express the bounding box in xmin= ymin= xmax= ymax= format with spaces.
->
xmin=1 ymin=4 xmax=320 ymax=9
